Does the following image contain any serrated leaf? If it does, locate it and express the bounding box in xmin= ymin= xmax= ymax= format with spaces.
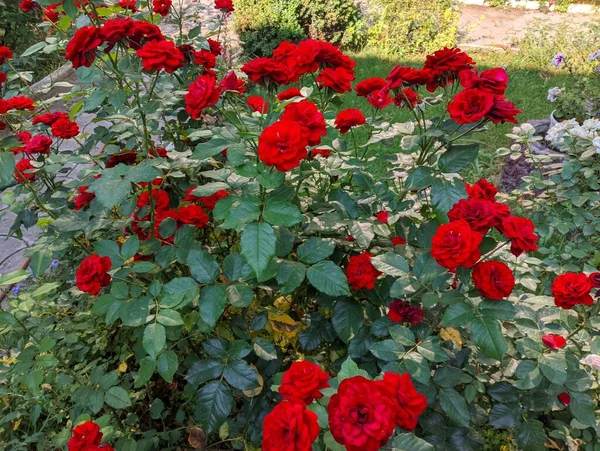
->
xmin=187 ymin=248 xmax=219 ymax=283
xmin=199 ymin=285 xmax=227 ymax=329
xmin=195 ymin=381 xmax=232 ymax=433
xmin=441 ymin=303 xmax=475 ymax=327
xmin=143 ymin=323 xmax=166 ymax=360
xmin=516 ymin=418 xmax=547 ymax=451
xmin=370 ymin=252 xmax=409 ymax=276
xmin=332 ymin=299 xmax=363 ymax=343
xmin=157 ymin=351 xmax=178 ymax=383
xmin=240 ymin=222 xmax=276 ymax=278
xmin=253 ymin=338 xmax=277 ymax=361
xmin=223 ymin=360 xmax=259 ymax=390
xmin=307 ymin=260 xmax=349 ymax=296
xmin=104 ymin=386 xmax=131 ymax=409
xmin=134 ymin=357 xmax=156 ymax=388
xmin=297 ymin=237 xmax=335 ymax=264
xmin=438 ymin=387 xmax=470 ymax=427
xmin=185 ymin=360 xmax=224 ymax=385
xmin=392 ymin=433 xmax=434 ymax=451
xmin=471 ymin=316 xmax=507 ymax=361
xmin=438 ymin=143 xmax=479 ymax=173
xmin=263 ymin=201 xmax=302 ymax=227
xmin=226 ymin=283 xmax=254 ymax=307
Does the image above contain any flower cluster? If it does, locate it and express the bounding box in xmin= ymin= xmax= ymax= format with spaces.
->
xmin=546 ymin=118 xmax=600 ymax=155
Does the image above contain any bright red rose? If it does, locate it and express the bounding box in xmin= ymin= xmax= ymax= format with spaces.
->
xmin=334 ymin=108 xmax=366 ymax=134
xmin=448 ymin=88 xmax=495 ymax=124
xmin=346 ymin=252 xmax=381 ymax=290
xmin=500 ymin=216 xmax=538 ymax=257
xmin=459 ymin=68 xmax=508 ymax=95
xmin=207 ymin=38 xmax=222 ymax=55
xmin=241 ymin=57 xmax=290 ymax=86
xmin=136 ymin=189 xmax=171 ymax=212
xmin=472 ymin=261 xmax=515 ymax=300
xmin=542 ymin=334 xmax=567 ymax=350
xmin=465 ymin=179 xmax=498 ymax=202
xmin=185 ymin=74 xmax=220 ymax=119
xmin=279 ymin=360 xmax=330 ymax=405
xmin=367 ymin=87 xmax=393 ymax=109
xmin=106 ymin=150 xmax=137 ymax=168
xmin=355 ymin=77 xmax=387 ymax=97
xmin=74 ymin=186 xmax=95 ymax=210
xmin=75 ymin=254 xmax=112 ymax=295
xmin=258 ymin=120 xmax=309 ymax=171
xmin=262 ymin=399 xmax=319 ymax=451
xmin=431 ymin=219 xmax=483 ymax=269
xmin=589 ymin=272 xmax=600 ymax=288
xmin=386 ymin=65 xmax=433 ymax=89
xmin=13 ymin=131 xmax=32 ymax=154
xmin=117 ymin=0 xmax=138 ymax=11
xmin=32 ymin=112 xmax=69 ymax=126
xmin=377 ymin=372 xmax=427 ymax=430
xmin=214 ymin=0 xmax=234 ymax=12
xmin=68 ymin=421 xmax=103 ymax=451
xmin=375 ymin=211 xmax=388 ymax=223
xmin=137 ymin=40 xmax=184 ymax=73
xmin=551 ymin=273 xmax=593 ymax=309
xmin=0 ymin=71 xmax=6 ymax=85
xmin=247 ymin=96 xmax=269 ymax=113
xmin=391 ymin=236 xmax=406 ymax=246
xmin=127 ymin=20 xmax=164 ymax=50
xmin=218 ymin=71 xmax=246 ymax=94
xmin=184 ymin=188 xmax=229 ymax=210
xmin=424 ymin=47 xmax=475 ymax=91
xmin=42 ymin=4 xmax=60 ymax=22
xmin=310 ymin=148 xmax=330 ymax=158
xmin=558 ymin=392 xmax=571 ymax=406
xmin=0 ymin=46 xmax=12 ymax=64
xmin=328 ymin=376 xmax=397 ymax=451
xmin=7 ymin=96 xmax=35 ymax=111
xmin=393 ymin=88 xmax=420 ymax=108
xmin=152 ymin=0 xmax=171 ymax=16
xmin=448 ymin=198 xmax=509 ymax=233
xmin=316 ymin=67 xmax=355 ymax=93
xmin=65 ymin=26 xmax=103 ymax=69
xmin=194 ymin=49 xmax=217 ymax=69
xmin=100 ymin=18 xmax=134 ymax=49
xmin=486 ymin=97 xmax=521 ymax=124
xmin=311 ymin=40 xmax=356 ymax=70
xmin=51 ymin=117 xmax=80 ymax=139
xmin=14 ymin=159 xmax=36 ymax=183
xmin=178 ymin=204 xmax=209 ymax=228
xmin=25 ymin=135 xmax=52 ymax=155
xmin=19 ymin=0 xmax=38 ymax=13
xmin=281 ymin=100 xmax=326 ymax=146
xmin=277 ymin=87 xmax=302 ymax=101
xmin=388 ymin=300 xmax=424 ymax=325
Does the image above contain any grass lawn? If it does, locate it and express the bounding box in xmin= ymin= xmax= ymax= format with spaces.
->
xmin=341 ymin=48 xmax=581 ymax=184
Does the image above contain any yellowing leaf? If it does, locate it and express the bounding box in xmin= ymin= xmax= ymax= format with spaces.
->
xmin=273 ymin=295 xmax=292 ymax=312
xmin=12 ymin=418 xmax=21 ymax=430
xmin=118 ymin=361 xmax=128 ymax=373
xmin=440 ymin=327 xmax=462 ymax=349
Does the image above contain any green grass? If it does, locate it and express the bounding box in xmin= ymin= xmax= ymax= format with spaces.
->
xmin=341 ymin=48 xmax=581 ymax=183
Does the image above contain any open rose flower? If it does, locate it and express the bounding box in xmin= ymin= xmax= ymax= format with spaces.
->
xmin=262 ymin=400 xmax=319 ymax=451
xmin=65 ymin=26 xmax=103 ymax=69
xmin=137 ymin=40 xmax=184 ymax=73
xmin=465 ymin=179 xmax=498 ymax=201
xmin=51 ymin=118 xmax=80 ymax=139
xmin=258 ymin=120 xmax=308 ymax=171
xmin=75 ymin=254 xmax=112 ymax=295
xmin=279 ymin=360 xmax=330 ymax=405
xmin=472 ymin=261 xmax=515 ymax=300
xmin=346 ymin=252 xmax=381 ymax=290
xmin=281 ymin=100 xmax=326 ymax=146
xmin=316 ymin=67 xmax=355 ymax=93
xmin=185 ymin=74 xmax=220 ymax=119
xmin=431 ymin=219 xmax=482 ymax=269
xmin=551 ymin=272 xmax=593 ymax=309
xmin=247 ymin=96 xmax=269 ymax=113
xmin=376 ymin=372 xmax=427 ymax=430
xmin=500 ymin=216 xmax=538 ymax=257
xmin=334 ymin=108 xmax=366 ymax=134
xmin=388 ymin=300 xmax=424 ymax=325
xmin=178 ymin=204 xmax=209 ymax=228
xmin=14 ymin=159 xmax=36 ymax=183
xmin=448 ymin=88 xmax=494 ymax=124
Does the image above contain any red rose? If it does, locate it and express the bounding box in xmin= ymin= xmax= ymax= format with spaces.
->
xmin=14 ymin=159 xmax=36 ymax=183
xmin=486 ymin=97 xmax=521 ymax=124
xmin=32 ymin=112 xmax=69 ymax=126
xmin=262 ymin=399 xmax=319 ymax=451
xmin=465 ymin=179 xmax=497 ymax=202
xmin=12 ymin=131 xmax=31 ymax=154
xmin=391 ymin=236 xmax=406 ymax=246
xmin=75 ymin=254 xmax=112 ymax=295
xmin=386 ymin=65 xmax=433 ymax=89
xmin=19 ymin=0 xmax=38 ymax=13
xmin=214 ymin=0 xmax=234 ymax=12
xmin=106 ymin=150 xmax=137 ymax=168
xmin=388 ymin=300 xmax=424 ymax=325
xmin=207 ymin=38 xmax=222 ymax=55
xmin=541 ymin=334 xmax=567 ymax=350
xmin=152 ymin=0 xmax=171 ymax=16
xmin=247 ymin=96 xmax=269 ymax=113
xmin=68 ymin=421 xmax=103 ymax=451
xmin=25 ymin=135 xmax=53 ymax=155
xmin=127 ymin=21 xmax=164 ymax=50
xmin=0 ymin=71 xmax=6 ymax=85
xmin=431 ymin=219 xmax=483 ymax=269
xmin=184 ymin=188 xmax=229 ymax=211
xmin=194 ymin=49 xmax=217 ymax=69
xmin=355 ymin=77 xmax=387 ymax=97
xmin=375 ymin=211 xmax=388 ymax=223
xmin=42 ymin=4 xmax=60 ymax=22
xmin=448 ymin=198 xmax=509 ymax=234
xmin=448 ymin=88 xmax=495 ymax=124
xmin=328 ymin=376 xmax=397 ymax=451
xmin=258 ymin=120 xmax=308 ymax=171
xmin=500 ymin=216 xmax=538 ymax=257
xmin=424 ymin=47 xmax=475 ymax=91
xmin=277 ymin=87 xmax=302 ymax=101
xmin=316 ymin=67 xmax=355 ymax=93
xmin=0 ymin=46 xmax=12 ymax=64
xmin=218 ymin=71 xmax=246 ymax=94
xmin=589 ymin=272 xmax=600 ymax=288
xmin=309 ymin=40 xmax=355 ymax=70
xmin=0 ymin=121 xmax=5 ymax=131
xmin=281 ymin=100 xmax=326 ymax=146
xmin=334 ymin=108 xmax=366 ymax=134
xmin=137 ymin=189 xmax=171 ymax=212
xmin=51 ymin=118 xmax=80 ymax=139
xmin=367 ymin=87 xmax=393 ymax=109
xmin=65 ymin=26 xmax=103 ymax=69
xmin=150 ymin=147 xmax=168 ymax=158
xmin=279 ymin=360 xmax=330 ymax=405
xmin=117 ymin=0 xmax=137 ymax=11
xmin=376 ymin=372 xmax=427 ymax=430
xmin=274 ymin=41 xmax=320 ymax=81
xmin=100 ymin=18 xmax=134 ymax=48
xmin=178 ymin=204 xmax=209 ymax=228
xmin=6 ymin=96 xmax=35 ymax=111
xmin=241 ymin=57 xmax=290 ymax=86
xmin=557 ymin=392 xmax=571 ymax=406
xmin=459 ymin=68 xmax=508 ymax=95
xmin=137 ymin=40 xmax=184 ymax=73
xmin=185 ymin=74 xmax=220 ymax=119
xmin=551 ymin=273 xmax=593 ymax=309
xmin=346 ymin=252 xmax=381 ymax=290
xmin=392 ymin=88 xmax=420 ymax=109
xmin=74 ymin=186 xmax=95 ymax=210
xmin=346 ymin=235 xmax=355 ymax=242
xmin=472 ymin=261 xmax=515 ymax=300
xmin=310 ymin=148 xmax=330 ymax=158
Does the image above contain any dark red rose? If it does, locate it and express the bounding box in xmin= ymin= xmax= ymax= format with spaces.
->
xmin=355 ymin=77 xmax=387 ymax=97
xmin=346 ymin=235 xmax=355 ymax=242
xmin=127 ymin=21 xmax=164 ymax=50
xmin=316 ymin=67 xmax=355 ymax=93
xmin=19 ymin=0 xmax=38 ymax=13
xmin=258 ymin=120 xmax=309 ymax=171
xmin=51 ymin=117 xmax=80 ymax=139
xmin=6 ymin=96 xmax=35 ymax=111
xmin=117 ymin=0 xmax=137 ymax=11
xmin=311 ymin=40 xmax=356 ymax=70
xmin=500 ymin=216 xmax=538 ymax=257
xmin=194 ymin=49 xmax=217 ymax=69
xmin=472 ymin=261 xmax=515 ymax=300
xmin=281 ymin=100 xmax=326 ymax=146
xmin=65 ymin=26 xmax=103 ymax=69
xmin=25 ymin=135 xmax=53 ymax=155
xmin=551 ymin=273 xmax=593 ymax=309
xmin=393 ymin=88 xmax=420 ymax=108
xmin=106 ymin=150 xmax=137 ymax=168
xmin=74 ymin=186 xmax=95 ymax=210
xmin=75 ymin=254 xmax=112 ymax=295
xmin=542 ymin=334 xmax=567 ymax=350
xmin=448 ymin=198 xmax=509 ymax=233
xmin=277 ymin=87 xmax=302 ymax=101
xmin=150 ymin=147 xmax=168 ymax=158
xmin=310 ymin=148 xmax=330 ymax=158
xmin=288 ymin=41 xmax=322 ymax=80
xmin=431 ymin=219 xmax=483 ymax=269
xmin=465 ymin=179 xmax=497 ymax=202
xmin=376 ymin=372 xmax=427 ymax=430
xmin=0 ymin=121 xmax=6 ymax=131
xmin=100 ymin=18 xmax=134 ymax=48
xmin=185 ymin=74 xmax=220 ymax=119
xmin=214 ymin=0 xmax=234 ymax=12
xmin=218 ymin=71 xmax=246 ymax=94
xmin=241 ymin=57 xmax=290 ymax=86
xmin=262 ymin=399 xmax=319 ymax=451
xmin=279 ymin=360 xmax=330 ymax=405
xmin=448 ymin=88 xmax=495 ymax=124
xmin=486 ymin=97 xmax=521 ymax=124
xmin=386 ymin=65 xmax=433 ymax=89
xmin=328 ymin=376 xmax=397 ymax=451
xmin=32 ymin=112 xmax=69 ymax=126
xmin=589 ymin=272 xmax=600 ymax=288
xmin=12 ymin=131 xmax=32 ymax=154
xmin=137 ymin=40 xmax=184 ymax=73
xmin=391 ymin=236 xmax=406 ymax=246
xmin=178 ymin=204 xmax=209 ymax=228
xmin=557 ymin=392 xmax=571 ymax=406
xmin=137 ymin=189 xmax=170 ymax=212
xmin=68 ymin=421 xmax=103 ymax=451
xmin=459 ymin=68 xmax=508 ymax=95
xmin=14 ymin=159 xmax=36 ymax=183
xmin=424 ymin=47 xmax=475 ymax=91
xmin=346 ymin=252 xmax=381 ymax=291
xmin=247 ymin=96 xmax=269 ymax=113
xmin=0 ymin=71 xmax=6 ymax=85
xmin=375 ymin=211 xmax=388 ymax=223
xmin=0 ymin=46 xmax=12 ymax=64
xmin=152 ymin=0 xmax=171 ymax=16
xmin=334 ymin=108 xmax=366 ymax=134
xmin=207 ymin=38 xmax=222 ymax=55
xmin=388 ymin=300 xmax=424 ymax=325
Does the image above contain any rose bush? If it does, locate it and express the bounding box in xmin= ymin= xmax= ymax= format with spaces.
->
xmin=0 ymin=1 xmax=599 ymax=450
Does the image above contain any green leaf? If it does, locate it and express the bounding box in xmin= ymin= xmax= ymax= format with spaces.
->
xmin=185 ymin=359 xmax=224 ymax=385
xmin=253 ymin=338 xmax=278 ymax=361
xmin=93 ymin=240 xmax=122 ymax=268
xmin=0 ymin=270 xmax=29 ymax=286
xmin=392 ymin=433 xmax=434 ymax=451
xmin=187 ymin=248 xmax=220 ymax=283
xmin=338 ymin=357 xmax=369 ymax=382
xmin=223 ymin=253 xmax=252 ymax=281
xmin=134 ymin=357 xmax=156 ymax=388
xmin=307 ymin=260 xmax=349 ymax=296
xmin=489 ymin=403 xmax=521 ymax=429
xmin=417 ymin=337 xmax=449 ymax=362
xmin=29 ymin=248 xmax=52 ymax=277
xmin=121 ymin=236 xmax=140 ymax=260
xmin=62 ymin=0 xmax=78 ymax=18
xmin=569 ymin=392 xmax=596 ymax=426
xmin=438 ymin=387 xmax=470 ymax=427
xmin=413 ymin=252 xmax=445 ymax=283
xmin=20 ymin=42 xmax=46 ymax=57
xmin=276 ymin=261 xmax=306 ymax=294
xmin=143 ymin=323 xmax=166 ymax=360
xmin=514 ymin=338 xmax=543 ymax=359
xmin=370 ymin=339 xmax=404 ymax=361
xmin=441 ymin=303 xmax=475 ymax=327
xmin=157 ymin=351 xmax=178 ymax=383
xmin=89 ymin=391 xmax=105 ymax=414
xmin=471 ymin=316 xmax=507 ymax=360
xmin=332 ymin=299 xmax=363 ymax=343
xmin=199 ymin=285 xmax=227 ymax=329
xmin=438 ymin=143 xmax=480 ymax=173
xmin=389 ymin=325 xmax=415 ymax=346
xmin=195 ymin=381 xmax=233 ymax=433
xmin=406 ymin=166 xmax=435 ymax=190
xmin=0 ymin=153 xmax=15 ymax=187
xmin=240 ymin=222 xmax=276 ymax=278
xmin=223 ymin=360 xmax=259 ymax=390
xmin=297 ymin=238 xmax=335 ymax=264
xmin=193 ymin=137 xmax=230 ymax=160
xmin=160 ymin=277 xmax=199 ymax=309
xmin=430 ymin=178 xmax=467 ymax=220
xmin=479 ymin=300 xmax=516 ymax=320
xmin=156 ymin=309 xmax=184 ymax=326
xmin=88 ymin=168 xmax=132 ymax=209
xmin=104 ymin=386 xmax=132 ymax=409
xmin=226 ymin=283 xmax=254 ymax=307
xmin=263 ymin=201 xmax=303 ymax=227
xmin=192 ymin=182 xmax=230 ymax=197
xmin=539 ymin=354 xmax=566 ymax=385
xmin=370 ymin=253 xmax=409 ymax=276
xmin=347 ymin=221 xmax=374 ymax=248
xmin=515 ymin=418 xmax=547 ymax=451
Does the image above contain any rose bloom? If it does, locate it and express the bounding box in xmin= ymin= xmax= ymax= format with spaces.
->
xmin=100 ymin=18 xmax=134 ymax=48
xmin=185 ymin=189 xmax=229 ymax=211
xmin=75 ymin=254 xmax=112 ymax=295
xmin=281 ymin=100 xmax=326 ymax=146
xmin=346 ymin=252 xmax=381 ymax=290
xmin=316 ymin=67 xmax=355 ymax=93
xmin=25 ymin=135 xmax=53 ymax=155
xmin=424 ymin=47 xmax=475 ymax=88
xmin=117 ymin=0 xmax=137 ymax=11
xmin=247 ymin=96 xmax=269 ymax=113
xmin=262 ymin=400 xmax=319 ymax=451
xmin=6 ymin=96 xmax=36 ymax=111
xmin=465 ymin=179 xmax=497 ymax=202
xmin=448 ymin=198 xmax=509 ymax=233
xmin=137 ymin=189 xmax=171 ymax=212
xmin=328 ymin=376 xmax=397 ymax=451
xmin=277 ymin=87 xmax=302 ymax=101
xmin=207 ymin=38 xmax=222 ymax=56
xmin=500 ymin=216 xmax=538 ymax=257
xmin=448 ymin=88 xmax=495 ymax=124
xmin=355 ymin=77 xmax=387 ymax=97
xmin=258 ymin=120 xmax=309 ymax=171
xmin=431 ymin=219 xmax=483 ymax=269
xmin=218 ymin=71 xmax=246 ymax=94
xmin=310 ymin=148 xmax=330 ymax=158
xmin=137 ymin=40 xmax=184 ymax=73
xmin=185 ymin=74 xmax=220 ymax=119
xmin=194 ymin=49 xmax=217 ymax=69
xmin=334 ymin=108 xmax=366 ymax=134
xmin=367 ymin=87 xmax=393 ymax=109
xmin=214 ymin=0 xmax=234 ymax=12
xmin=386 ymin=65 xmax=433 ymax=89
xmin=581 ymin=354 xmax=600 ymax=371
xmin=0 ymin=121 xmax=6 ymax=131
xmin=51 ymin=118 xmax=80 ymax=139
xmin=74 ymin=186 xmax=95 ymax=210
xmin=376 ymin=372 xmax=427 ymax=430
xmin=277 ymin=41 xmax=320 ymax=81
xmin=178 ymin=204 xmax=209 ymax=228
xmin=391 ymin=236 xmax=406 ymax=246
xmin=458 ymin=68 xmax=508 ymax=95
xmin=106 ymin=150 xmax=137 ymax=168
xmin=12 ymin=131 xmax=31 ymax=154
xmin=551 ymin=272 xmax=593 ymax=309
xmin=589 ymin=272 xmax=600 ymax=288
xmin=127 ymin=20 xmax=164 ymax=50
xmin=19 ymin=0 xmax=38 ymax=13
xmin=0 ymin=71 xmax=6 ymax=85
xmin=42 ymin=4 xmax=60 ymax=22
xmin=392 ymin=88 xmax=420 ymax=109
xmin=485 ymin=97 xmax=521 ymax=124
xmin=472 ymin=261 xmax=515 ymax=300
xmin=541 ymin=334 xmax=567 ymax=350
xmin=241 ymin=57 xmax=290 ymax=85
xmin=14 ymin=159 xmax=36 ymax=183
xmin=65 ymin=26 xmax=103 ymax=69
xmin=0 ymin=46 xmax=12 ymax=64
xmin=32 ymin=111 xmax=69 ymax=126
xmin=557 ymin=392 xmax=571 ymax=406
xmin=152 ymin=0 xmax=171 ymax=16
xmin=279 ymin=360 xmax=330 ymax=405
xmin=388 ymin=300 xmax=424 ymax=325
xmin=375 ymin=211 xmax=388 ymax=223
xmin=68 ymin=421 xmax=102 ymax=451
